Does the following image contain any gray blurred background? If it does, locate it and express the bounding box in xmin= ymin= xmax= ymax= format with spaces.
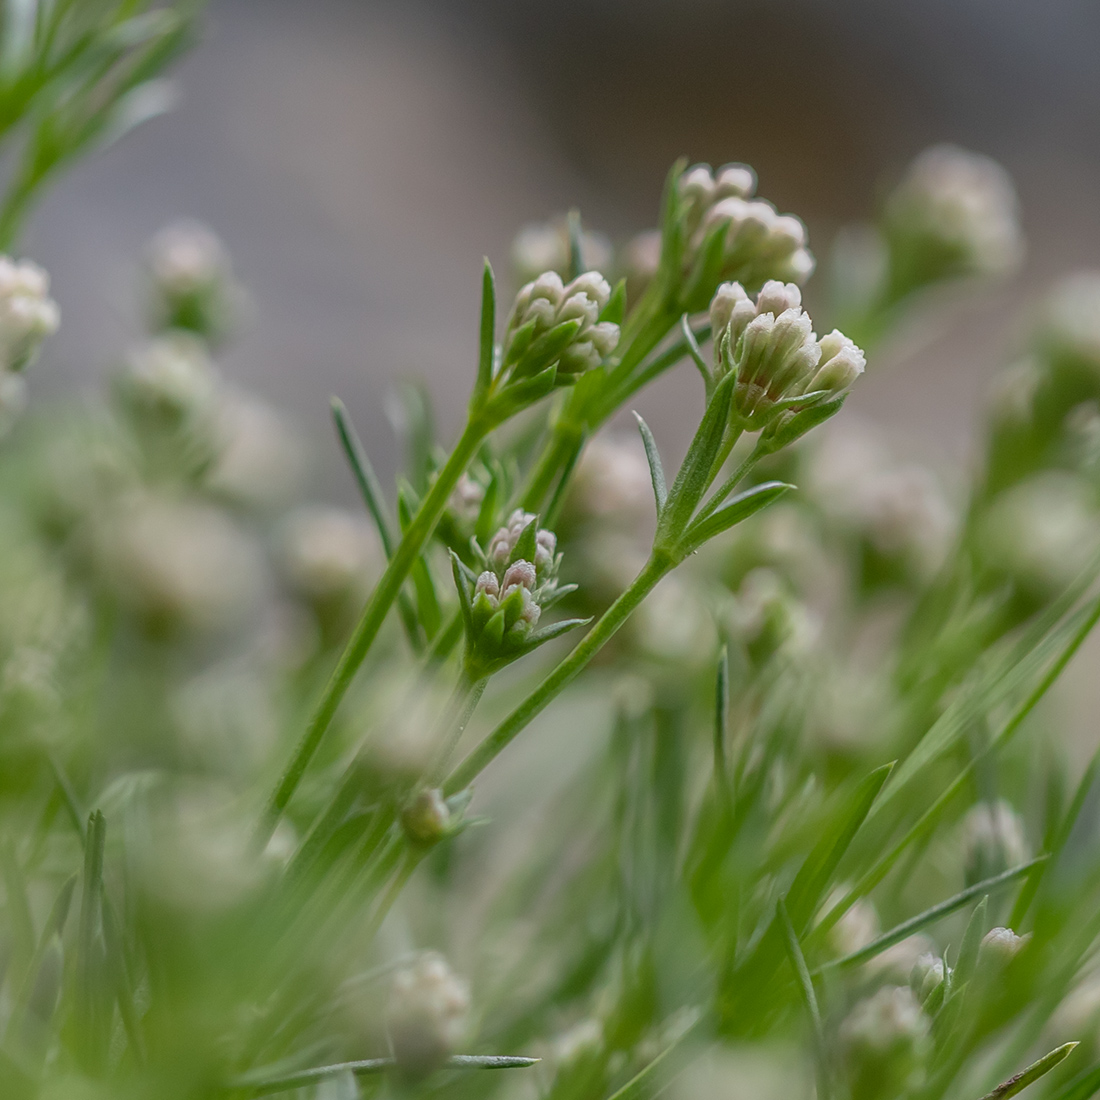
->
xmin=20 ymin=0 xmax=1100 ymax=491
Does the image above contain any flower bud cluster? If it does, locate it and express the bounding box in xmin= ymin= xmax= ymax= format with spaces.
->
xmin=503 ymin=271 xmax=619 ymax=378
xmin=884 ymin=145 xmax=1023 ymax=293
xmin=681 ymin=163 xmax=815 ymax=289
xmin=0 ymin=257 xmax=59 ymax=374
xmin=710 ymin=280 xmax=865 ymax=426
xmin=456 ymin=510 xmax=573 ymax=674
xmin=387 ymin=952 xmax=470 ymax=1074
xmin=146 ymin=220 xmax=240 ymax=345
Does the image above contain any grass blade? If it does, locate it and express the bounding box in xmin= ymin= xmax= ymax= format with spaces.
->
xmin=978 ymin=1042 xmax=1078 ymax=1100
xmin=778 ymin=898 xmax=830 ymax=1100
xmin=820 ymin=858 xmax=1046 ymax=972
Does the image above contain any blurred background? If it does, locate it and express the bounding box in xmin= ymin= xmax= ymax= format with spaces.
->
xmin=19 ymin=0 xmax=1100 ymax=490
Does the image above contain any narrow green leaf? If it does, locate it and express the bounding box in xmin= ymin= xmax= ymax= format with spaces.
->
xmin=633 ymin=412 xmax=667 ymax=513
xmin=820 ymin=860 xmax=1043 ymax=972
xmin=657 ymin=371 xmax=736 ymax=544
xmin=714 ymin=645 xmax=729 ymax=784
xmin=566 ymin=209 xmax=584 ymax=281
xmin=682 ymin=481 xmax=793 ymax=551
xmin=679 ymin=312 xmax=712 ymax=393
xmin=600 ymin=278 xmax=627 ymax=326
xmin=516 ymin=617 xmax=591 ymax=654
xmin=778 ymin=898 xmax=831 ymax=1100
xmin=655 ymin=157 xmax=688 ymax=290
xmin=786 ymin=762 xmax=894 ymax=933
xmin=331 ymin=397 xmax=396 ymax=557
xmin=1051 ymin=1063 xmax=1100 ymax=1100
xmin=101 ymin=896 xmax=145 ymax=1064
xmin=512 ymin=514 xmax=539 ymax=564
xmin=76 ymin=810 xmax=107 ymax=1069
xmin=602 ymin=1009 xmax=701 ymax=1100
xmin=978 ymin=1042 xmax=1078 ymax=1100
xmin=234 ymin=1055 xmax=540 ymax=1095
xmin=450 ymin=551 xmax=475 ymax=634
xmin=954 ymin=896 xmax=989 ymax=989
xmin=475 ymin=258 xmax=496 ymax=403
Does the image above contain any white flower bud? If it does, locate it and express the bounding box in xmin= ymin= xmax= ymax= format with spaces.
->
xmin=754 ymin=279 xmax=802 ymax=317
xmin=0 ymin=256 xmax=59 ymax=372
xmin=807 ymin=330 xmax=866 ymax=394
xmin=713 ymin=163 xmax=757 ymax=199
xmin=568 ymin=433 xmax=653 ymax=528
xmin=961 ymin=800 xmax=1028 ymax=885
xmin=279 ymin=507 xmax=377 ymax=603
xmin=910 ymin=953 xmax=947 ymax=1006
xmin=96 ymin=493 xmax=264 ymax=636
xmin=148 ymin=220 xmax=227 ymax=294
xmin=556 ymin=291 xmax=600 ymax=327
xmin=709 ymin=282 xmax=752 ymax=342
xmin=564 ymin=271 xmax=612 ymax=312
xmin=388 ymin=952 xmax=471 ymax=1074
xmin=448 ymin=473 xmax=485 ymax=528
xmin=1042 ymin=271 xmax=1100 ymax=368
xmin=529 ymin=270 xmax=565 ymax=304
xmin=510 ymin=219 xmax=612 ymax=285
xmin=979 ymin=926 xmax=1030 ymax=965
xmin=501 ymin=559 xmax=537 ymax=594
xmin=886 ymin=144 xmax=1023 ymax=284
xmin=118 ymin=332 xmax=219 ymax=426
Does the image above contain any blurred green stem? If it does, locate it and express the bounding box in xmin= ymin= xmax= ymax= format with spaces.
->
xmin=445 ymin=552 xmax=672 ymax=793
xmin=259 ymin=414 xmax=492 ymax=843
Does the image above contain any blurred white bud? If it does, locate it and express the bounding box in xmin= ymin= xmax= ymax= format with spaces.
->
xmin=840 ymin=986 xmax=930 ymax=1100
xmin=448 ymin=473 xmax=485 ymax=529
xmin=807 ymin=330 xmax=866 ymax=394
xmin=569 ymin=433 xmax=654 ymax=529
xmin=510 ymin=218 xmax=612 ymax=286
xmin=807 ymin=423 xmax=956 ymax=582
xmin=207 ymin=389 xmax=307 ymax=509
xmin=960 ymin=800 xmax=1028 ymax=886
xmin=279 ymin=507 xmax=377 ymax=604
xmin=0 ymin=256 xmax=59 ymax=372
xmin=910 ymin=952 xmax=947 ymax=1006
xmin=621 ymin=229 xmax=662 ymax=294
xmin=822 ymin=886 xmax=880 ymax=958
xmin=886 ymin=145 xmax=1023 ymax=287
xmin=630 ymin=574 xmax=717 ymax=666
xmin=979 ymin=926 xmax=1030 ymax=965
xmin=96 ymin=493 xmax=264 ymax=636
xmin=388 ymin=952 xmax=471 ymax=1074
xmin=978 ymin=472 xmax=1100 ymax=597
xmin=1042 ymin=271 xmax=1100 ymax=368
xmin=145 ymin=219 xmax=241 ymax=343
xmin=727 ymin=568 xmax=819 ymax=664
xmin=117 ymin=332 xmax=219 ymax=428
xmin=866 ymin=935 xmax=937 ymax=984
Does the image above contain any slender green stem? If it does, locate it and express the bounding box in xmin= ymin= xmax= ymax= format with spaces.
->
xmin=429 ymin=674 xmax=487 ymax=784
xmin=445 ymin=553 xmax=671 ymax=793
xmin=258 ymin=415 xmax=491 ymax=844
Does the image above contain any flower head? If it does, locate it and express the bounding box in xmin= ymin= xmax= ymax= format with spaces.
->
xmin=503 ymin=270 xmax=619 ymax=378
xmin=884 ymin=144 xmax=1023 ymax=295
xmin=710 ymin=280 xmax=865 ymax=427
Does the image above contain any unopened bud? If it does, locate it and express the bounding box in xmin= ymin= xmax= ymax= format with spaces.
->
xmin=388 ymin=952 xmax=471 ymax=1075
xmin=979 ymin=926 xmax=1030 ymax=966
xmin=910 ymin=953 xmax=947 ymax=1006
xmin=401 ymin=789 xmax=452 ymax=845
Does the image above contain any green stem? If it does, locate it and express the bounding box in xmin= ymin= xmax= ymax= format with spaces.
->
xmin=429 ymin=674 xmax=487 ymax=784
xmin=258 ymin=415 xmax=491 ymax=843
xmin=445 ymin=553 xmax=671 ymax=794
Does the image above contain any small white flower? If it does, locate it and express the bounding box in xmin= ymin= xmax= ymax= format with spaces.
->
xmin=279 ymin=507 xmax=377 ymax=603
